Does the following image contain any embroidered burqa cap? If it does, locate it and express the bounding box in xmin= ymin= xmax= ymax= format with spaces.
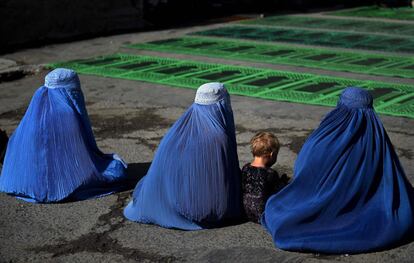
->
xmin=194 ymin=82 xmax=228 ymax=105
xmin=45 ymin=68 xmax=80 ymax=90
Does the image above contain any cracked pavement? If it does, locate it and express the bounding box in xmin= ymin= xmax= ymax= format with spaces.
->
xmin=1 ymin=14 xmax=413 ymax=263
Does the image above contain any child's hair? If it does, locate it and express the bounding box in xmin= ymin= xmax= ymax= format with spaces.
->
xmin=250 ymin=132 xmax=280 ymax=157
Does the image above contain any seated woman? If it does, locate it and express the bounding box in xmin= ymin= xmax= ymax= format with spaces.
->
xmin=262 ymin=87 xmax=414 ymax=254
xmin=0 ymin=68 xmax=127 ymax=203
xmin=124 ymin=82 xmax=242 ymax=230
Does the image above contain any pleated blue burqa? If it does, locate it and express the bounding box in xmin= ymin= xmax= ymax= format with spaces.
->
xmin=124 ymin=83 xmax=242 ymax=230
xmin=0 ymin=68 xmax=127 ymax=203
xmin=262 ymin=87 xmax=414 ymax=254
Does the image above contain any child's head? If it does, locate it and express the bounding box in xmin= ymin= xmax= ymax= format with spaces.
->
xmin=250 ymin=132 xmax=280 ymax=167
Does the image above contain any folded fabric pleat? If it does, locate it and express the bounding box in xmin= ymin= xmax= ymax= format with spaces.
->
xmin=262 ymin=87 xmax=414 ymax=254
xmin=0 ymin=69 xmax=127 ymax=203
xmin=124 ymin=83 xmax=242 ymax=230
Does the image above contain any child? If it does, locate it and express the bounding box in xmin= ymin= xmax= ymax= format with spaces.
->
xmin=242 ymin=132 xmax=289 ymax=223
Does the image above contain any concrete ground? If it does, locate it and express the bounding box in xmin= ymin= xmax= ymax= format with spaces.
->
xmin=0 ymin=12 xmax=413 ymax=263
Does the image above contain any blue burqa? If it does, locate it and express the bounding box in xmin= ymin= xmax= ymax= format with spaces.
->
xmin=262 ymin=87 xmax=414 ymax=254
xmin=124 ymin=83 xmax=242 ymax=230
xmin=0 ymin=68 xmax=127 ymax=203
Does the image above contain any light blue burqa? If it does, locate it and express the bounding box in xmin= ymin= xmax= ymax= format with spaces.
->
xmin=0 ymin=68 xmax=127 ymax=202
xmin=124 ymin=83 xmax=242 ymax=230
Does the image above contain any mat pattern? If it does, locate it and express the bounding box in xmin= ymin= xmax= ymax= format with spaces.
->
xmin=48 ymin=54 xmax=414 ymax=118
xmin=191 ymin=26 xmax=414 ymax=53
xmin=128 ymin=37 xmax=414 ymax=79
xmin=240 ymin=15 xmax=414 ymax=36
xmin=327 ymin=6 xmax=414 ymax=21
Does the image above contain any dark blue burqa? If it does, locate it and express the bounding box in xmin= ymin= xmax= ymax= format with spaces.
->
xmin=0 ymin=68 xmax=127 ymax=203
xmin=262 ymin=87 xmax=414 ymax=254
xmin=124 ymin=83 xmax=242 ymax=230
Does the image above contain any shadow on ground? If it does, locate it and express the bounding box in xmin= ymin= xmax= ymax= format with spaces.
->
xmin=124 ymin=162 xmax=151 ymax=187
xmin=28 ymin=162 xmax=179 ymax=262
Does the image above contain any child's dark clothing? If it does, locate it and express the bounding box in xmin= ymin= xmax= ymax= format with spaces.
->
xmin=241 ymin=163 xmax=288 ymax=223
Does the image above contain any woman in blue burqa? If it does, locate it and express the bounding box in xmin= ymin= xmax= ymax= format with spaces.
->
xmin=262 ymin=87 xmax=414 ymax=254
xmin=124 ymin=82 xmax=242 ymax=230
xmin=0 ymin=68 xmax=127 ymax=203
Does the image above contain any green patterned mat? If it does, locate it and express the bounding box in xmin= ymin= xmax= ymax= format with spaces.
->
xmin=127 ymin=37 xmax=414 ymax=79
xmin=48 ymin=54 xmax=414 ymax=118
xmin=191 ymin=26 xmax=414 ymax=53
xmin=327 ymin=6 xmax=414 ymax=21
xmin=240 ymin=15 xmax=414 ymax=36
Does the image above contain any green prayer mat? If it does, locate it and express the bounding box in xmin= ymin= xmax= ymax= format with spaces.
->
xmin=48 ymin=53 xmax=414 ymax=119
